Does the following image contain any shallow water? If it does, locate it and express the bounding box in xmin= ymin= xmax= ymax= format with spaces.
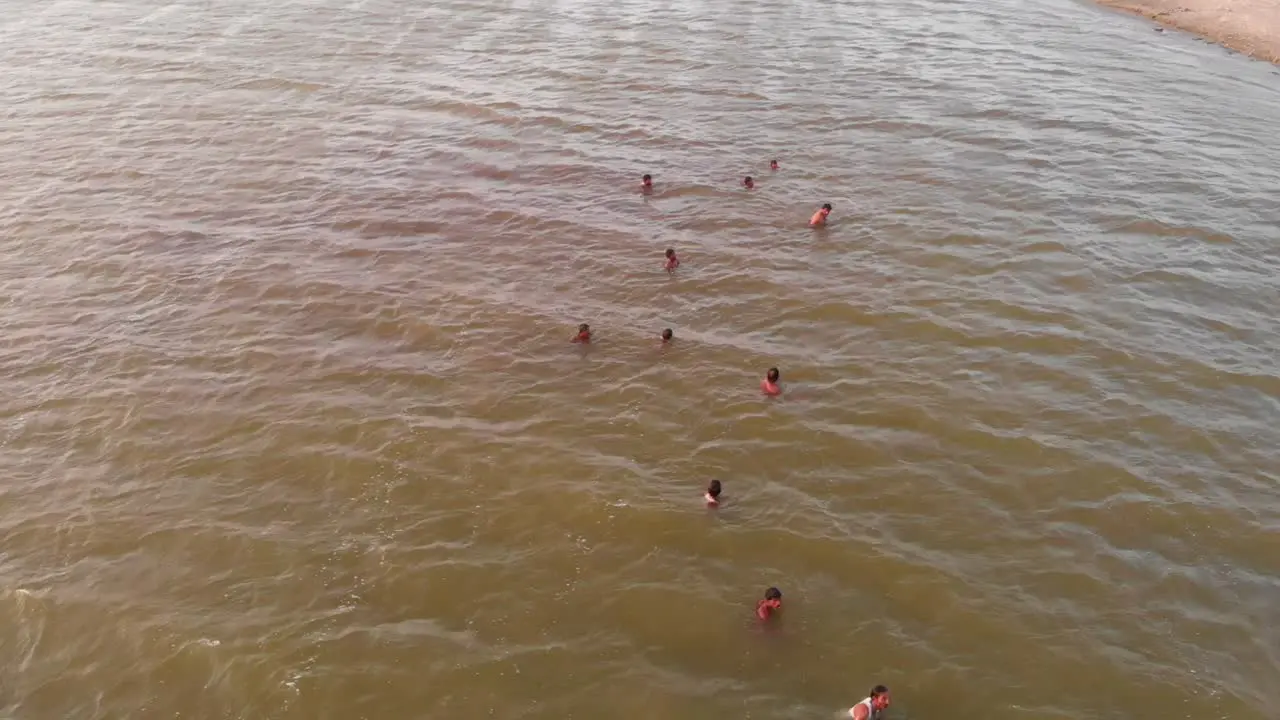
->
xmin=1 ymin=0 xmax=1278 ymax=718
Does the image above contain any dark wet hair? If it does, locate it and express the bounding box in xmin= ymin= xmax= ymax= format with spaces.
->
xmin=871 ymin=685 xmax=889 ymax=697
xmin=642 ymin=174 xmax=652 ymax=181
xmin=770 ymin=158 xmax=778 ymax=165
xmin=766 ymin=367 xmax=780 ymax=382
xmin=822 ymin=203 xmax=832 ymax=211
xmin=665 ymin=248 xmax=676 ymax=258
xmin=707 ymin=479 xmax=721 ymax=497
xmin=578 ymin=323 xmax=590 ymax=333
xmin=744 ymin=175 xmax=753 ymax=183
xmin=764 ymin=587 xmax=782 ymax=601
xmin=662 ymin=328 xmax=673 ymax=340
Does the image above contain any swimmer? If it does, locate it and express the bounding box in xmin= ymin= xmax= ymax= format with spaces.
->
xmin=756 ymin=587 xmax=782 ymax=620
xmin=662 ymin=328 xmax=674 ymax=343
xmin=572 ymin=323 xmax=591 ymax=343
xmin=705 ymin=479 xmax=721 ymax=506
xmin=743 ymin=175 xmax=755 ymax=189
xmin=770 ymin=159 xmax=779 ymax=171
xmin=664 ymin=248 xmax=680 ymax=272
xmin=848 ymin=686 xmax=891 ymax=720
xmin=641 ymin=173 xmax=653 ymax=191
xmin=810 ymin=203 xmax=832 ymax=227
xmin=761 ymin=367 xmax=781 ymax=396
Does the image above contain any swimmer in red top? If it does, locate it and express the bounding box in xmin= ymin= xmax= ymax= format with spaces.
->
xmin=664 ymin=248 xmax=680 ymax=272
xmin=756 ymin=587 xmax=782 ymax=620
xmin=705 ymin=479 xmax=721 ymax=506
xmin=662 ymin=328 xmax=673 ymax=343
xmin=743 ymin=175 xmax=755 ymax=189
xmin=572 ymin=323 xmax=591 ymax=343
xmin=810 ymin=203 xmax=832 ymax=227
xmin=641 ymin=174 xmax=653 ymax=192
xmin=770 ymin=159 xmax=779 ymax=171
xmin=761 ymin=367 xmax=781 ymax=396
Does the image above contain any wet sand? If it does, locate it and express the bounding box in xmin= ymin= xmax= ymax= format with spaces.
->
xmin=1099 ymin=0 xmax=1280 ymax=62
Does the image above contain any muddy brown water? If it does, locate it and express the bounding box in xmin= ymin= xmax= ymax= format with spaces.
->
xmin=2 ymin=0 xmax=1278 ymax=718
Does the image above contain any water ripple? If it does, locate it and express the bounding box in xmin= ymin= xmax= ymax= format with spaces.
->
xmin=1 ymin=0 xmax=1279 ymax=718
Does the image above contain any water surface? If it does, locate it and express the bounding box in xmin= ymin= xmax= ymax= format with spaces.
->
xmin=1 ymin=0 xmax=1278 ymax=718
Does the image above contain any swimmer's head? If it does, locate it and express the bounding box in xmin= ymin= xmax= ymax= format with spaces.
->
xmin=770 ymin=159 xmax=779 ymax=170
xmin=870 ymin=686 xmax=891 ymax=710
xmin=766 ymin=367 xmax=780 ymax=383
xmin=822 ymin=203 xmax=832 ymax=212
xmin=744 ymin=175 xmax=754 ymax=188
xmin=577 ymin=323 xmax=591 ymax=339
xmin=707 ymin=479 xmax=721 ymax=498
xmin=764 ymin=587 xmax=782 ymax=601
xmin=662 ymin=328 xmax=673 ymax=342
xmin=642 ymin=174 xmax=653 ymax=187
xmin=665 ymin=248 xmax=677 ymax=260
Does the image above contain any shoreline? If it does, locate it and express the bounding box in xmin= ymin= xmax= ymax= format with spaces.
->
xmin=1096 ymin=0 xmax=1280 ymax=64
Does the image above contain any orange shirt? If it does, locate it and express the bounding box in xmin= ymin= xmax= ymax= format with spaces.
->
xmin=756 ymin=599 xmax=781 ymax=620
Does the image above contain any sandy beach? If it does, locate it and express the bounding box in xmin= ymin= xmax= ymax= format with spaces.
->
xmin=1098 ymin=0 xmax=1280 ymax=63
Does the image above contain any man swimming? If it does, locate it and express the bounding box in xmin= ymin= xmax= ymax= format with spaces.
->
xmin=810 ymin=203 xmax=832 ymax=227
xmin=849 ymin=686 xmax=891 ymax=720
xmin=761 ymin=367 xmax=781 ymax=396
xmin=641 ymin=174 xmax=653 ymax=192
xmin=572 ymin=323 xmax=591 ymax=343
xmin=705 ymin=479 xmax=721 ymax=506
xmin=664 ymin=248 xmax=680 ymax=272
xmin=662 ymin=328 xmax=674 ymax=343
xmin=770 ymin=159 xmax=779 ymax=171
xmin=756 ymin=587 xmax=782 ymax=620
xmin=743 ymin=175 xmax=755 ymax=189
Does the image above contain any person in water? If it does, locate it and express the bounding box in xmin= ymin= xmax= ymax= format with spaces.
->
xmin=664 ymin=248 xmax=680 ymax=272
xmin=705 ymin=479 xmax=721 ymax=506
xmin=743 ymin=175 xmax=755 ymax=189
xmin=761 ymin=367 xmax=781 ymax=396
xmin=810 ymin=203 xmax=832 ymax=227
xmin=756 ymin=587 xmax=782 ymax=620
xmin=849 ymin=686 xmax=891 ymax=720
xmin=770 ymin=159 xmax=779 ymax=171
xmin=662 ymin=328 xmax=674 ymax=343
xmin=572 ymin=323 xmax=591 ymax=343
xmin=641 ymin=174 xmax=653 ymax=191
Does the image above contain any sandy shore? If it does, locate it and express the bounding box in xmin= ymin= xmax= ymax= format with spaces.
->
xmin=1098 ymin=0 xmax=1280 ymax=63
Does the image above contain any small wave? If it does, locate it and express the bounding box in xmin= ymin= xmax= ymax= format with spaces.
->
xmin=226 ymin=77 xmax=329 ymax=93
xmin=329 ymin=218 xmax=445 ymax=237
xmin=1109 ymin=218 xmax=1235 ymax=244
